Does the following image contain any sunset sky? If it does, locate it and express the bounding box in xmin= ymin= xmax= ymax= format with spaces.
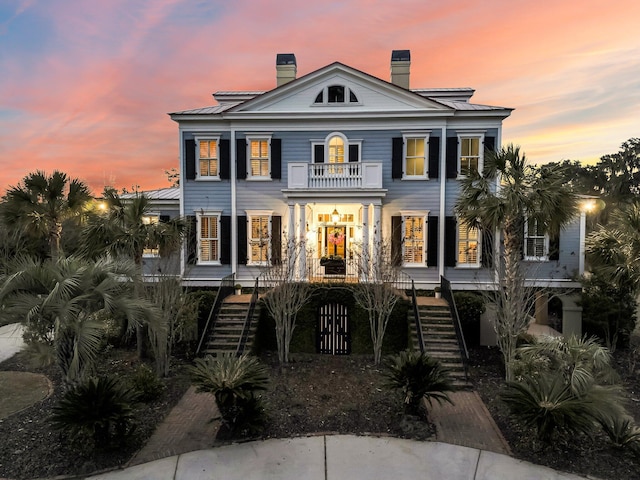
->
xmin=1 ymin=0 xmax=639 ymax=195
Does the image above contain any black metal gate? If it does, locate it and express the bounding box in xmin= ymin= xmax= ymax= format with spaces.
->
xmin=317 ymin=303 xmax=350 ymax=355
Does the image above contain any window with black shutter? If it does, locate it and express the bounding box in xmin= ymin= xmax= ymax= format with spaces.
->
xmin=427 ymin=216 xmax=438 ymax=267
xmin=220 ymin=215 xmax=231 ymax=264
xmin=236 ymin=139 xmax=247 ymax=179
xmin=237 ymin=216 xmax=247 ymax=265
xmin=392 ymin=137 xmax=403 ymax=179
xmin=219 ymin=140 xmax=230 ymax=179
xmin=271 ymin=139 xmax=282 ymax=179
xmin=446 ymin=137 xmax=459 ymax=179
xmin=428 ymin=137 xmax=440 ymax=179
xmin=444 ymin=217 xmax=457 ymax=267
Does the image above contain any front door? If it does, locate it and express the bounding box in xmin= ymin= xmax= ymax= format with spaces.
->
xmin=317 ymin=302 xmax=350 ymax=355
xmin=326 ymin=226 xmax=346 ymax=258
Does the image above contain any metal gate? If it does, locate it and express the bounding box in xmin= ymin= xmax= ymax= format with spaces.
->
xmin=317 ymin=302 xmax=350 ymax=355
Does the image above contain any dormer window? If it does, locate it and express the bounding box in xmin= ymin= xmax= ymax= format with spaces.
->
xmin=314 ymin=85 xmax=359 ymax=105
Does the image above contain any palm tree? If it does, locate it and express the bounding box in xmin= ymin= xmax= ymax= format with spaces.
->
xmin=455 ymin=144 xmax=577 ymax=380
xmin=587 ymin=201 xmax=640 ymax=295
xmin=2 ymin=171 xmax=92 ymax=260
xmin=0 ymin=255 xmax=159 ymax=384
xmin=81 ymin=188 xmax=185 ymax=360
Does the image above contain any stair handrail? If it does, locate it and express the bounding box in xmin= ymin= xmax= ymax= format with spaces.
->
xmin=236 ymin=276 xmax=259 ymax=356
xmin=440 ymin=275 xmax=469 ymax=379
xmin=196 ymin=273 xmax=235 ymax=356
xmin=411 ymin=280 xmax=425 ymax=354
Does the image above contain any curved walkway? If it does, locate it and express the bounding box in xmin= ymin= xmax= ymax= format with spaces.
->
xmin=89 ymin=435 xmax=588 ymax=480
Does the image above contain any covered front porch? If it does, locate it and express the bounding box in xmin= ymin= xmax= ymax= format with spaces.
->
xmin=285 ymin=200 xmax=384 ymax=282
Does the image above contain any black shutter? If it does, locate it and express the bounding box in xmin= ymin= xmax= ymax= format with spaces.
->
xmin=271 ymin=139 xmax=282 ymax=179
xmin=314 ymin=144 xmax=324 ymax=163
xmin=236 ymin=139 xmax=247 ymax=179
xmin=427 ymin=216 xmax=438 ymax=267
xmin=219 ymin=139 xmax=230 ymax=179
xmin=481 ymin=228 xmax=494 ymax=268
xmin=446 ymin=137 xmax=458 ymax=179
xmin=549 ymin=233 xmax=560 ymax=261
xmin=428 ymin=137 xmax=440 ymax=179
xmin=185 ymin=139 xmax=196 ymax=180
xmin=220 ymin=215 xmax=231 ymax=264
xmin=391 ymin=216 xmax=402 ymax=266
xmin=159 ymin=215 xmax=170 ymax=223
xmin=484 ymin=136 xmax=496 ymax=153
xmin=237 ymin=216 xmax=247 ymax=265
xmin=392 ymin=137 xmax=403 ymax=179
xmin=444 ymin=216 xmax=456 ymax=267
xmin=348 ymin=144 xmax=359 ymax=162
xmin=271 ymin=215 xmax=282 ymax=265
xmin=186 ymin=215 xmax=197 ymax=264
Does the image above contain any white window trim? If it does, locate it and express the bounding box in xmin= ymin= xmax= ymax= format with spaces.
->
xmin=246 ymin=135 xmax=272 ymax=181
xmin=194 ymin=135 xmax=221 ymax=181
xmin=524 ymin=218 xmax=550 ymax=262
xmin=246 ymin=210 xmax=273 ymax=266
xmin=197 ymin=210 xmax=221 ymax=265
xmin=457 ymin=132 xmax=485 ymax=179
xmin=456 ymin=219 xmax=481 ymax=268
xmin=402 ymin=133 xmax=430 ymax=179
xmin=312 ymin=85 xmax=361 ymax=106
xmin=400 ymin=210 xmax=428 ymax=267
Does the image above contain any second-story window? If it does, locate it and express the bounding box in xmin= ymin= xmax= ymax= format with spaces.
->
xmin=404 ymin=136 xmax=428 ymax=178
xmin=249 ymin=138 xmax=270 ymax=178
xmin=458 ymin=136 xmax=482 ymax=177
xmin=198 ymin=139 xmax=219 ymax=178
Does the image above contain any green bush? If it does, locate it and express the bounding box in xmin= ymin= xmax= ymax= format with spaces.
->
xmin=190 ymin=353 xmax=269 ymax=437
xmin=254 ymin=286 xmax=408 ymax=356
xmin=601 ymin=415 xmax=640 ymax=452
xmin=50 ymin=375 xmax=138 ymax=448
xmin=127 ymin=363 xmax=166 ymax=402
xmin=453 ymin=292 xmax=485 ymax=347
xmin=382 ymin=350 xmax=456 ymax=414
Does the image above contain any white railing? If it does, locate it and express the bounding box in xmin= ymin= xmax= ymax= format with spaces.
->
xmin=288 ymin=162 xmax=383 ymax=189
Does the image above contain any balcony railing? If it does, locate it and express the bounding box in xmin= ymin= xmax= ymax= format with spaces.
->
xmin=288 ymin=162 xmax=383 ymax=189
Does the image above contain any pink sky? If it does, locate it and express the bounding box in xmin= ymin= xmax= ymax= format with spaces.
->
xmin=1 ymin=0 xmax=639 ymax=195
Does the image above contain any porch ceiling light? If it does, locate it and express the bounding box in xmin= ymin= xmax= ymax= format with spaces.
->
xmin=331 ymin=208 xmax=340 ymax=224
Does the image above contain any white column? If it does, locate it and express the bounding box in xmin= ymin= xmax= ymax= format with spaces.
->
xmin=298 ymin=203 xmax=307 ymax=280
xmin=373 ymin=204 xmax=381 ymax=246
xmin=579 ymin=210 xmax=586 ymax=275
xmin=288 ymin=203 xmax=296 ymax=278
xmin=230 ymin=130 xmax=237 ymax=276
xmin=362 ymin=204 xmax=370 ymax=280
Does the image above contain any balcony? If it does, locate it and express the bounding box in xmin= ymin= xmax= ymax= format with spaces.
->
xmin=287 ymin=162 xmax=383 ymax=190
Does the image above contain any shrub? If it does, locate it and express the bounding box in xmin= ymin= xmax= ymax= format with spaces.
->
xmin=601 ymin=416 xmax=640 ymax=452
xmin=382 ymin=350 xmax=456 ymax=414
xmin=50 ymin=375 xmax=138 ymax=448
xmin=453 ymin=292 xmax=485 ymax=347
xmin=127 ymin=363 xmax=166 ymax=402
xmin=190 ymin=353 xmax=269 ymax=436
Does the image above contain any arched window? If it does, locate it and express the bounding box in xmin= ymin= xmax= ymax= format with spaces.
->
xmin=328 ymin=135 xmax=344 ymax=164
xmin=313 ymin=85 xmax=359 ymax=105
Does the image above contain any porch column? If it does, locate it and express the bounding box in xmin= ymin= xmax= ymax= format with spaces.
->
xmin=362 ymin=204 xmax=370 ymax=279
xmin=372 ymin=204 xmax=381 ymax=247
xmin=298 ymin=202 xmax=307 ymax=280
xmin=288 ymin=203 xmax=296 ymax=277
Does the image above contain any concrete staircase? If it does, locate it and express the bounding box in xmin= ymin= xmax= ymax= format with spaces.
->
xmin=200 ymin=298 xmax=258 ymax=357
xmin=410 ymin=302 xmax=470 ymax=389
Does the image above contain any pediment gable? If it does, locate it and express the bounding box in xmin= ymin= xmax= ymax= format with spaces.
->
xmin=228 ymin=63 xmax=450 ymax=114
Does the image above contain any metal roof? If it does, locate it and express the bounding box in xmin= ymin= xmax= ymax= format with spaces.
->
xmin=120 ymin=188 xmax=180 ymax=201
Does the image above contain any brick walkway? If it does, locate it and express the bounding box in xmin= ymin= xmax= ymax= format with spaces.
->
xmin=428 ymin=391 xmax=511 ymax=455
xmin=128 ymin=386 xmax=220 ymax=467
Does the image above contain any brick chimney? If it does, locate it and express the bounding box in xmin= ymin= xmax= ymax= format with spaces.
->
xmin=390 ymin=50 xmax=411 ymax=89
xmin=276 ymin=53 xmax=297 ymax=87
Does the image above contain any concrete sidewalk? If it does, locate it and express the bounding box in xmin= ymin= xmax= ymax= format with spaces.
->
xmin=88 ymin=435 xmax=589 ymax=480
xmin=0 ymin=323 xmax=25 ymax=363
